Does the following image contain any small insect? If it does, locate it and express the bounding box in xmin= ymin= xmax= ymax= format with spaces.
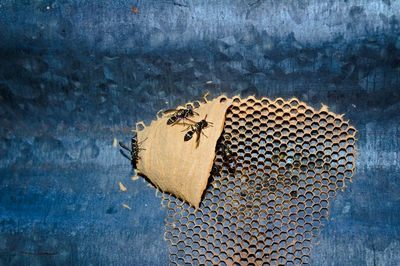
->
xmin=119 ymin=134 xmax=147 ymax=168
xmin=163 ymin=105 xmax=199 ymax=126
xmin=183 ymin=115 xmax=213 ymax=147
xmin=217 ymin=143 xmax=237 ymax=173
xmin=216 ymin=135 xmax=237 ymax=173
xmin=132 ymin=7 xmax=137 ymax=14
xmin=210 ymin=165 xmax=221 ymax=176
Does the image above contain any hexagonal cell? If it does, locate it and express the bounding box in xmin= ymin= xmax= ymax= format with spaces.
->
xmin=163 ymin=96 xmax=357 ymax=265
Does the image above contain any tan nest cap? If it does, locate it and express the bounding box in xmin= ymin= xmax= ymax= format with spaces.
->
xmin=136 ymin=95 xmax=233 ymax=208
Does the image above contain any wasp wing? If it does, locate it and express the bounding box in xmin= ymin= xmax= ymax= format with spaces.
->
xmin=163 ymin=109 xmax=178 ymax=114
xmin=184 ymin=117 xmax=197 ymax=124
xmin=195 ymin=129 xmax=201 ymax=147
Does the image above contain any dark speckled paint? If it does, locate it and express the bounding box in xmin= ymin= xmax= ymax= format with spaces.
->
xmin=0 ymin=0 xmax=399 ymax=265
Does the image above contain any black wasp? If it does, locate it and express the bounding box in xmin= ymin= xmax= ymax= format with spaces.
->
xmin=216 ymin=135 xmax=237 ymax=173
xmin=183 ymin=115 xmax=213 ymax=147
xmin=163 ymin=105 xmax=199 ymax=126
xmin=119 ymin=134 xmax=147 ymax=168
xmin=210 ymin=165 xmax=222 ymax=176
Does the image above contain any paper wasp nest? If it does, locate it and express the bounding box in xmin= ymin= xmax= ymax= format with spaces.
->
xmin=159 ymin=96 xmax=357 ymax=265
xmin=135 ymin=95 xmax=233 ymax=208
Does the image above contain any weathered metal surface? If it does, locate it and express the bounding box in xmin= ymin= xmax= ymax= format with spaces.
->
xmin=0 ymin=0 xmax=399 ymax=265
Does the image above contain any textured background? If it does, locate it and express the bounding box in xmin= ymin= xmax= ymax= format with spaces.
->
xmin=1 ymin=0 xmax=400 ymax=265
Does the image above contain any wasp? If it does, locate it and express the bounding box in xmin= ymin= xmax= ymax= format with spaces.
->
xmin=216 ymin=135 xmax=237 ymax=173
xmin=163 ymin=105 xmax=199 ymax=126
xmin=119 ymin=134 xmax=147 ymax=168
xmin=210 ymin=165 xmax=222 ymax=176
xmin=183 ymin=115 xmax=213 ymax=147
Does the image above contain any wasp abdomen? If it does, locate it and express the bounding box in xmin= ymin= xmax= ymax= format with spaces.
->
xmin=184 ymin=131 xmax=194 ymax=141
xmin=167 ymin=116 xmax=177 ymax=125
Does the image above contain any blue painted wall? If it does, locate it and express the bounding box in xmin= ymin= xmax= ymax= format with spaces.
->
xmin=1 ymin=0 xmax=399 ymax=265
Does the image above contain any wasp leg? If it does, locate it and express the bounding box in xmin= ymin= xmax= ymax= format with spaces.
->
xmin=175 ymin=117 xmax=196 ymax=127
xmin=178 ymin=117 xmax=188 ymax=127
xmin=181 ymin=125 xmax=192 ymax=132
xmin=119 ymin=142 xmax=131 ymax=152
xmin=137 ymin=137 xmax=148 ymax=145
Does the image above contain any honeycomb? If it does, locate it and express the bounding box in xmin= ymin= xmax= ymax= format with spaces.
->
xmin=163 ymin=96 xmax=357 ymax=265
